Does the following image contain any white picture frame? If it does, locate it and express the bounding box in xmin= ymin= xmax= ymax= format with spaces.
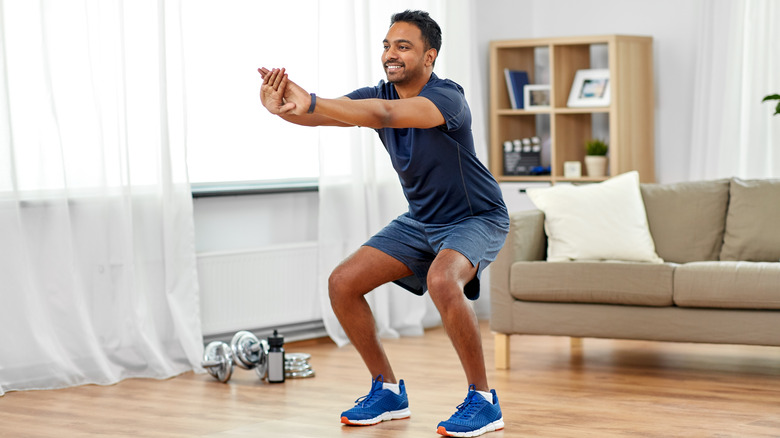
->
xmin=524 ymin=84 xmax=551 ymax=109
xmin=567 ymin=69 xmax=611 ymax=108
xmin=563 ymin=161 xmax=582 ymax=178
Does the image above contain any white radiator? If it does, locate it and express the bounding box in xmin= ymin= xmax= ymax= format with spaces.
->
xmin=197 ymin=242 xmax=321 ymax=336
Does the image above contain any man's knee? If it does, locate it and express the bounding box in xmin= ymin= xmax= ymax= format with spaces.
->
xmin=328 ymin=263 xmax=369 ymax=304
xmin=426 ymin=271 xmax=462 ymax=304
xmin=328 ymin=266 xmax=350 ymax=303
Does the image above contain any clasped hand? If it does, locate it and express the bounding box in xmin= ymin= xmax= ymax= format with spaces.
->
xmin=258 ymin=67 xmax=311 ymax=116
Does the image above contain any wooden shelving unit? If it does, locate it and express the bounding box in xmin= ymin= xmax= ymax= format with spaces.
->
xmin=489 ymin=35 xmax=656 ymax=183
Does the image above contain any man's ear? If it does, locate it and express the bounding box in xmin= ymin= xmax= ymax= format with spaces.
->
xmin=425 ymin=48 xmax=438 ymax=67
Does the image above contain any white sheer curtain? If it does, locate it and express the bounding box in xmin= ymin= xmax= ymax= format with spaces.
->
xmin=315 ymin=0 xmax=485 ymax=346
xmin=0 ymin=0 xmax=202 ymax=395
xmin=690 ymin=0 xmax=780 ymax=179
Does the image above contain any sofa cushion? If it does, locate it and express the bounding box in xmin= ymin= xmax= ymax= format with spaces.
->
xmin=510 ymin=261 xmax=674 ymax=306
xmin=526 ymin=171 xmax=663 ymax=263
xmin=674 ymin=262 xmax=780 ymax=309
xmin=640 ymin=179 xmax=729 ymax=263
xmin=720 ymin=178 xmax=780 ymax=262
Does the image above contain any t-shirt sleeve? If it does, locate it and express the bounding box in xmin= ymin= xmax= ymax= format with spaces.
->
xmin=419 ymin=81 xmax=468 ymax=131
xmin=345 ymin=86 xmax=379 ymax=100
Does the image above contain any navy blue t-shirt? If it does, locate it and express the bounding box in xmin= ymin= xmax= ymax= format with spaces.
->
xmin=345 ymin=73 xmax=506 ymax=224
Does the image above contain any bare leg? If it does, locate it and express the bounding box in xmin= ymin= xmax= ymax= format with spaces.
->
xmin=426 ymin=249 xmax=489 ymax=392
xmin=328 ymin=246 xmax=413 ymax=384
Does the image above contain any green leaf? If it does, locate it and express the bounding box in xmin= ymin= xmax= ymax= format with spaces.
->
xmin=585 ymin=139 xmax=608 ymax=155
xmin=762 ymin=94 xmax=780 ymax=102
xmin=775 ymin=101 xmax=780 ymax=116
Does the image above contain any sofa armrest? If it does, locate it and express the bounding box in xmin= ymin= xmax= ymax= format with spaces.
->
xmin=489 ymin=209 xmax=546 ymax=334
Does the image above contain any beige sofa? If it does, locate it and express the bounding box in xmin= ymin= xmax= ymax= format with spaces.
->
xmin=489 ymin=177 xmax=780 ymax=369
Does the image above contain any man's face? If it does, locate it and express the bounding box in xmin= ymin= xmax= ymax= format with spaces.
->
xmin=382 ymin=21 xmax=434 ymax=85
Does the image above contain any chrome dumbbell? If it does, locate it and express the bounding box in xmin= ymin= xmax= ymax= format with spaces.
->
xmin=230 ymin=330 xmax=270 ymax=380
xmin=201 ymin=341 xmax=234 ymax=383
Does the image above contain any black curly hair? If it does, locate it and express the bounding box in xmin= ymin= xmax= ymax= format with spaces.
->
xmin=390 ymin=10 xmax=442 ymax=55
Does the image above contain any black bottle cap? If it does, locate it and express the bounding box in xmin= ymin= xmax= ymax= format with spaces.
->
xmin=268 ymin=329 xmax=284 ymax=348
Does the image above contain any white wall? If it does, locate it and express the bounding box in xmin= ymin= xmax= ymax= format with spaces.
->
xmin=475 ymin=0 xmax=704 ymax=184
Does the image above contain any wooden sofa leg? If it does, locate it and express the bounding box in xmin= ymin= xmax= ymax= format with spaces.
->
xmin=570 ymin=337 xmax=583 ymax=349
xmin=494 ymin=333 xmax=510 ymax=370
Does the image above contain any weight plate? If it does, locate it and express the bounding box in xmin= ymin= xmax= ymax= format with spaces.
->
xmin=285 ymin=368 xmax=316 ymax=379
xmin=230 ymin=331 xmax=265 ymax=370
xmin=254 ymin=339 xmax=269 ymax=379
xmin=203 ymin=341 xmax=233 ymax=383
xmin=284 ymin=352 xmax=311 ymax=363
xmin=285 ymin=363 xmax=312 ymax=373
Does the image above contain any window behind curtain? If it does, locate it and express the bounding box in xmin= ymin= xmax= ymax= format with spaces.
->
xmin=1 ymin=1 xmax=322 ymax=194
xmin=182 ymin=0 xmax=320 ymax=185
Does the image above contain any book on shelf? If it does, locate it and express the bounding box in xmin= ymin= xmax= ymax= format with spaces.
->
xmin=504 ymin=69 xmax=529 ymax=109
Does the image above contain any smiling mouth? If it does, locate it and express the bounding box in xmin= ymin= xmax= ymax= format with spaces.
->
xmin=385 ymin=64 xmax=404 ymax=72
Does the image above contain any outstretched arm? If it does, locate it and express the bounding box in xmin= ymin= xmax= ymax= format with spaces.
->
xmin=259 ymin=68 xmax=352 ymax=127
xmin=260 ymin=68 xmax=446 ymax=129
xmin=311 ymin=94 xmax=446 ymax=129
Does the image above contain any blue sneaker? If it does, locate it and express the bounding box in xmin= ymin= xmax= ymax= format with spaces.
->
xmin=340 ymin=374 xmax=411 ymax=426
xmin=436 ymin=385 xmax=504 ymax=437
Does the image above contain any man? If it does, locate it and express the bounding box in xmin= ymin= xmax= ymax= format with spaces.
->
xmin=258 ymin=10 xmax=508 ymax=437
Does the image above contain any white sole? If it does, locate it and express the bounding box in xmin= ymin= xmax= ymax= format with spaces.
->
xmin=341 ymin=408 xmax=411 ymax=426
xmin=437 ymin=417 xmax=505 ymax=437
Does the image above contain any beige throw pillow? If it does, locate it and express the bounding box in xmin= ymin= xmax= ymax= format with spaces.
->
xmin=640 ymin=179 xmax=730 ymax=263
xmin=720 ymin=178 xmax=780 ymax=261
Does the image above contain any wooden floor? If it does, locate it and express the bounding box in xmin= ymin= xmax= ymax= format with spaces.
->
xmin=2 ymin=321 xmax=779 ymax=437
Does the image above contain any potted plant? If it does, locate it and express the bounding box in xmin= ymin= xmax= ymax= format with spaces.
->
xmin=584 ymin=138 xmax=608 ymax=177
xmin=763 ymin=94 xmax=780 ymax=116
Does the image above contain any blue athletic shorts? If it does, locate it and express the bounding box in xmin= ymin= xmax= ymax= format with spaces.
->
xmin=363 ymin=211 xmax=509 ymax=300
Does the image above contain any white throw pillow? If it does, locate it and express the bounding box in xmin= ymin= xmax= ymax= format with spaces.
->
xmin=526 ymin=171 xmax=663 ymax=263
